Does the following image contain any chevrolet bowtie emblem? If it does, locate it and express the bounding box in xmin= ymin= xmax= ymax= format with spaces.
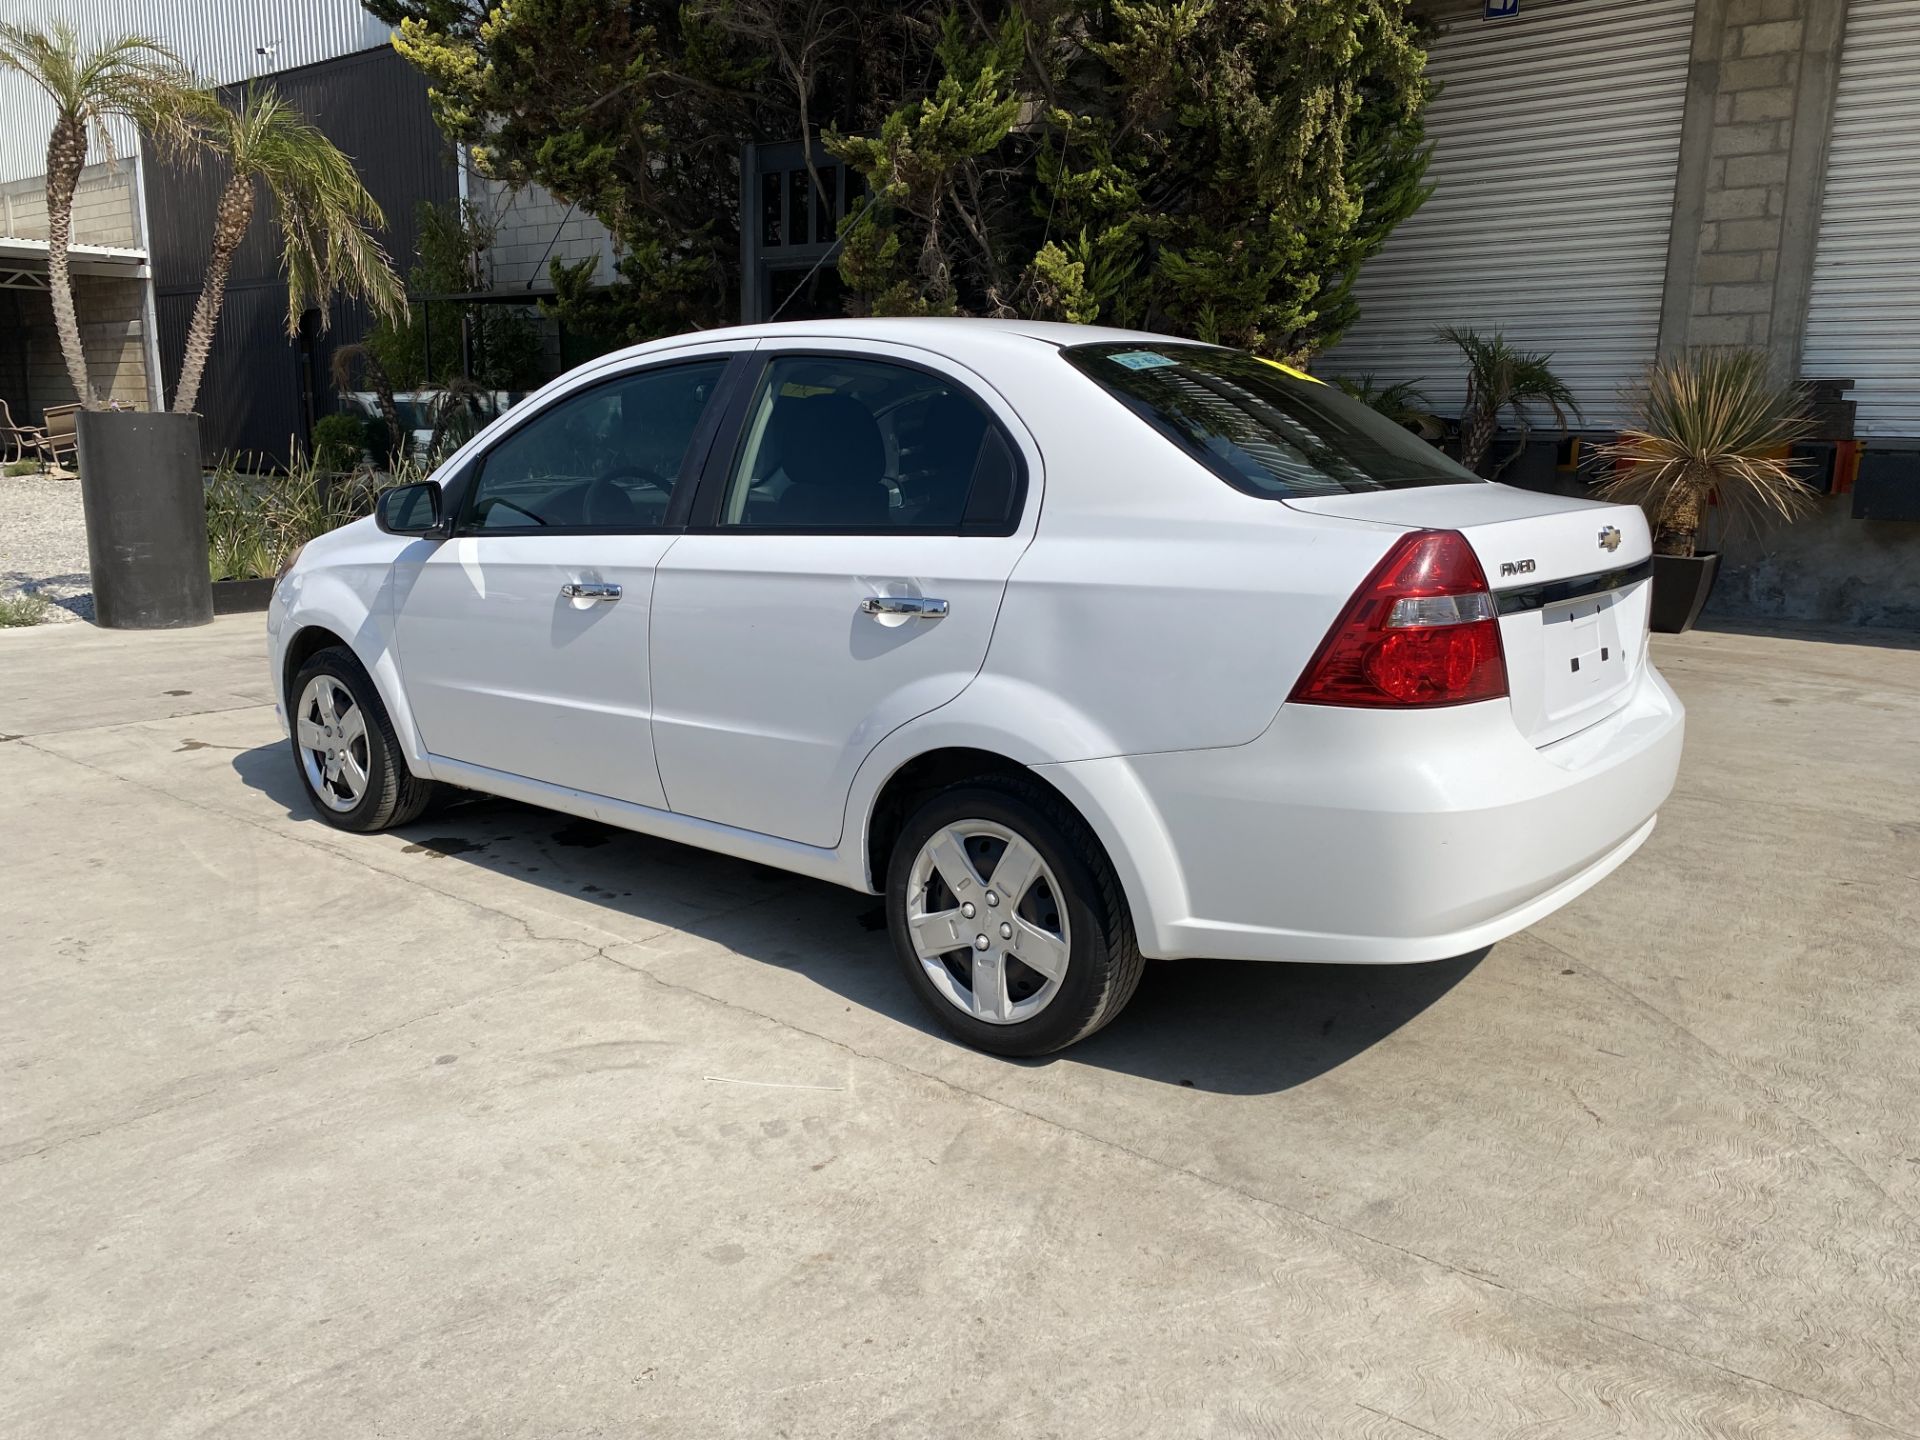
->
xmin=1598 ymin=525 xmax=1623 ymax=553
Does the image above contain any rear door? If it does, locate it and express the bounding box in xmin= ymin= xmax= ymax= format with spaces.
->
xmin=1285 ymin=485 xmax=1654 ymax=746
xmin=390 ymin=347 xmax=742 ymax=807
xmin=649 ymin=344 xmax=1038 ymax=847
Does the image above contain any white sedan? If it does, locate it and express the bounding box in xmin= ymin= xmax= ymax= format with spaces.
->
xmin=269 ymin=319 xmax=1684 ymax=1056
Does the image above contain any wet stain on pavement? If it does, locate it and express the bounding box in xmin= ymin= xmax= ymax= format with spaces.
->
xmin=402 ymin=836 xmax=488 ymax=858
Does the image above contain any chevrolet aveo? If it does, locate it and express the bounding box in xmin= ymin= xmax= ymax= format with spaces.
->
xmin=269 ymin=319 xmax=1684 ymax=1056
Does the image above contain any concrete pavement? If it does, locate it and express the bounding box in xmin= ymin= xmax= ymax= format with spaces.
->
xmin=2 ymin=615 xmax=1917 ymax=1437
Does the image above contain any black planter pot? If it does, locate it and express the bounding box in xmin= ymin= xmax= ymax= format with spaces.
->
xmin=76 ymin=410 xmax=213 ymax=629
xmin=1650 ymin=551 xmax=1721 ymax=634
xmin=211 ymin=577 xmax=276 ymax=615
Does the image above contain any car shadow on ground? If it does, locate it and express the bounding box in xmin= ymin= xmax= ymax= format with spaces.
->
xmin=234 ymin=743 xmax=1486 ymax=1096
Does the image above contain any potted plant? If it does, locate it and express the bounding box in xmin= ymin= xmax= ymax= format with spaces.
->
xmin=1596 ymin=350 xmax=1815 ymax=634
xmin=0 ymin=22 xmax=205 ymax=628
xmin=1435 ymin=327 xmax=1580 ymax=478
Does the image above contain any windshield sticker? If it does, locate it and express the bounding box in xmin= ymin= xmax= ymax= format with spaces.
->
xmin=1259 ymin=358 xmax=1325 ymax=385
xmin=1109 ymin=350 xmax=1177 ymax=371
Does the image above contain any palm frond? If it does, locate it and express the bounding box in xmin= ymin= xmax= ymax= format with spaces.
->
xmin=207 ymin=86 xmax=408 ymax=335
xmin=1335 ymin=373 xmax=1440 ymax=434
xmin=0 ymin=21 xmax=200 ymax=162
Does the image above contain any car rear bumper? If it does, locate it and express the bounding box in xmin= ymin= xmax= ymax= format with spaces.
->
xmin=1039 ymin=663 xmax=1684 ymax=964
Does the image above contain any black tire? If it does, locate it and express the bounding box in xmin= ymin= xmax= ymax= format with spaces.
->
xmin=885 ymin=775 xmax=1143 ymax=1057
xmin=287 ymin=645 xmax=435 ymax=833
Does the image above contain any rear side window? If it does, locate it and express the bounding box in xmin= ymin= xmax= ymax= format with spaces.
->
xmin=1062 ymin=342 xmax=1482 ymax=498
xmin=716 ymin=355 xmax=1022 ymax=533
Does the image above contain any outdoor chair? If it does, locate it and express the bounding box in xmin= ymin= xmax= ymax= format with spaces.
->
xmin=0 ymin=398 xmax=47 ymax=466
xmin=39 ymin=402 xmax=80 ymax=476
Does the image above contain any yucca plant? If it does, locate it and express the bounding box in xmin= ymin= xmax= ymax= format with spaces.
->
xmin=1595 ymin=350 xmax=1815 ymax=558
xmin=1436 ymin=327 xmax=1580 ymax=477
xmin=0 ymin=22 xmax=201 ymax=408
xmin=172 ymin=85 xmax=407 ymax=416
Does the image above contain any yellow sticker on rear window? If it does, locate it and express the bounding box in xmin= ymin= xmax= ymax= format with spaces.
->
xmin=1259 ymin=358 xmax=1324 ymax=385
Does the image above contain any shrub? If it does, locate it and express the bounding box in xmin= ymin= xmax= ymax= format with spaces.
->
xmin=4 ymin=457 xmax=42 ymax=477
xmin=311 ymin=412 xmax=367 ymax=471
xmin=204 ymin=449 xmax=382 ymax=582
xmin=0 ymin=592 xmax=49 ymax=627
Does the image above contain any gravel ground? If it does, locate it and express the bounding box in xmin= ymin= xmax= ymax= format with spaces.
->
xmin=0 ymin=473 xmax=93 ymax=623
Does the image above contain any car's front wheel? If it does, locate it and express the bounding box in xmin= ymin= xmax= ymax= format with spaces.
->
xmin=288 ymin=646 xmax=434 ymax=832
xmin=886 ymin=777 xmax=1143 ymax=1056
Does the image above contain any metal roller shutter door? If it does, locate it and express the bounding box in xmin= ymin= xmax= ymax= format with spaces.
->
xmin=1801 ymin=0 xmax=1920 ymax=440
xmin=1319 ymin=0 xmax=1693 ymax=429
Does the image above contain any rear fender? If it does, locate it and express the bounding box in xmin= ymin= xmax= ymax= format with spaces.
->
xmin=841 ymin=674 xmax=1191 ymax=955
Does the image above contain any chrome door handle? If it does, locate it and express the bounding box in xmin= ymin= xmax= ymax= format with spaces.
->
xmin=561 ymin=581 xmax=622 ymax=602
xmin=860 ymin=595 xmax=948 ymax=619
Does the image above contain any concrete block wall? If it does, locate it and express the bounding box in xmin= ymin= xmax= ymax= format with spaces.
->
xmin=471 ymin=173 xmax=617 ymax=291
xmin=10 ymin=276 xmax=151 ymax=422
xmin=0 ymin=161 xmax=140 ymax=249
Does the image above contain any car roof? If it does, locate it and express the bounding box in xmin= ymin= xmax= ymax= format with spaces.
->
xmin=600 ymin=316 xmax=1217 ymax=370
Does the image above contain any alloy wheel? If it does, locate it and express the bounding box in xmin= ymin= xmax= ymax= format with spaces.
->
xmin=904 ymin=820 xmax=1071 ymax=1024
xmin=295 ymin=674 xmax=370 ymax=813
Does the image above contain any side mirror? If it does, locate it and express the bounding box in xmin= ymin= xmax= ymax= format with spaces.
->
xmin=375 ymin=480 xmax=445 ymax=537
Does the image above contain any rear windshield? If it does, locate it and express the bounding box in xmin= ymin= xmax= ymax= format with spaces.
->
xmin=1062 ymin=342 xmax=1483 ymax=498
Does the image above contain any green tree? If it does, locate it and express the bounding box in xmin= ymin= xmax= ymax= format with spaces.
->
xmin=363 ymin=200 xmax=546 ymax=392
xmin=172 ymin=85 xmax=407 ymax=415
xmin=370 ymin=0 xmax=1434 ymax=359
xmin=0 ymin=22 xmax=200 ymax=407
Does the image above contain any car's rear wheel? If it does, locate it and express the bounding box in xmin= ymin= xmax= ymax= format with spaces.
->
xmin=289 ymin=646 xmax=434 ymax=832
xmin=886 ymin=777 xmax=1142 ymax=1056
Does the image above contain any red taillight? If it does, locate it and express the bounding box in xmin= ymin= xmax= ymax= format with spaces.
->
xmin=1290 ymin=530 xmax=1509 ymax=708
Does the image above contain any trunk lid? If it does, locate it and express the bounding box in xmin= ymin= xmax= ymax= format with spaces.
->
xmin=1285 ymin=484 xmax=1654 ymax=747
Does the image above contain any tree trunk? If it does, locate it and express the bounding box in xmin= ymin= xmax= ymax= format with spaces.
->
xmin=1459 ymin=403 xmax=1498 ymax=475
xmin=1654 ymin=485 xmax=1703 ymax=558
xmin=43 ymin=116 xmax=95 ymax=409
xmin=1491 ymin=416 xmax=1531 ymax=479
xmin=371 ymin=361 xmax=404 ymax=468
xmin=172 ymin=174 xmax=256 ymax=415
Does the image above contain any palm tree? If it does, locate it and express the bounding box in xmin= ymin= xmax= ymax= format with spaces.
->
xmin=0 ymin=22 xmax=200 ymax=408
xmin=1435 ymin=326 xmax=1580 ymax=477
xmin=172 ymin=85 xmax=406 ymax=416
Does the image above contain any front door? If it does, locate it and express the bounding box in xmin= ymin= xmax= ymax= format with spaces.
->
xmin=650 ymin=346 xmax=1038 ymax=847
xmin=392 ymin=350 xmax=738 ymax=809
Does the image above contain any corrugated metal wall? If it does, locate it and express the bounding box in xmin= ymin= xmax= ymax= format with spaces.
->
xmin=147 ymin=46 xmax=456 ymax=460
xmin=1318 ymin=0 xmax=1694 ymax=430
xmin=0 ymin=0 xmax=390 ymax=183
xmin=1801 ymin=0 xmax=1920 ymax=439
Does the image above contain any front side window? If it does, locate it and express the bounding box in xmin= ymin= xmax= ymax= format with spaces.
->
xmin=717 ymin=355 xmax=1018 ymax=532
xmin=1063 ymin=342 xmax=1483 ymax=499
xmin=462 ymin=359 xmax=728 ymax=531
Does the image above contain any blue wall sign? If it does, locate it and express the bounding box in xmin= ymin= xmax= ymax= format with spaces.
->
xmin=1485 ymin=0 xmax=1521 ymax=16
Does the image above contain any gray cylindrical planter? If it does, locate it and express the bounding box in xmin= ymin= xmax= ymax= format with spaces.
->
xmin=77 ymin=409 xmax=214 ymax=630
